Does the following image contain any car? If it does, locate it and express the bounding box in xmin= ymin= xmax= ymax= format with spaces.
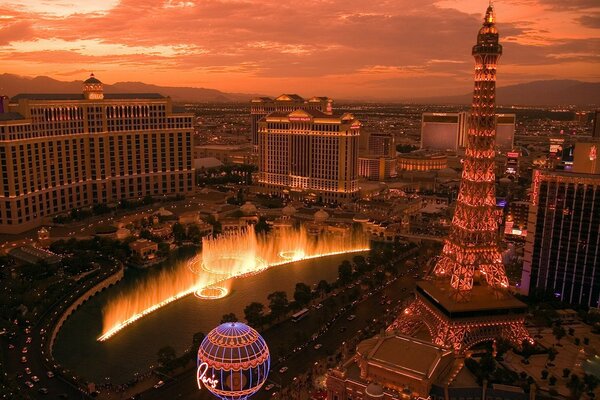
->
xmin=264 ymin=383 xmax=275 ymax=391
xmin=31 ymin=376 xmax=40 ymax=382
xmin=46 ymin=371 xmax=54 ymax=378
xmin=153 ymin=380 xmax=164 ymax=389
xmin=25 ymin=367 xmax=31 ymax=375
xmin=58 ymin=394 xmax=68 ymax=399
xmin=21 ymin=347 xmax=28 ymax=354
xmin=26 ymin=337 xmax=32 ymax=344
xmin=20 ymin=356 xmax=27 ymax=363
xmin=8 ymin=344 xmax=14 ymax=349
xmin=347 ymin=315 xmax=356 ymax=321
xmin=279 ymin=367 xmax=288 ymax=373
xmin=25 ymin=328 xmax=31 ymax=334
xmin=314 ymin=343 xmax=323 ymax=350
xmin=24 ymin=381 xmax=34 ymax=388
xmin=338 ymin=326 xmax=347 ymax=333
xmin=38 ymin=387 xmax=48 ymax=395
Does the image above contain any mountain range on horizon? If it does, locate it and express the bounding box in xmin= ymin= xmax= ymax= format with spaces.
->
xmin=1 ymin=74 xmax=598 ymax=107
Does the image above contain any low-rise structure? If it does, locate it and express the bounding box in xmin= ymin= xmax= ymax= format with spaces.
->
xmin=129 ymin=239 xmax=158 ymax=260
xmin=326 ymin=333 xmax=456 ymax=399
xmin=194 ymin=144 xmax=254 ymax=165
xmin=398 ymin=151 xmax=448 ymax=172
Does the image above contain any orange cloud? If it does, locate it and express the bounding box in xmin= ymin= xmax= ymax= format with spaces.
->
xmin=0 ymin=0 xmax=597 ymax=99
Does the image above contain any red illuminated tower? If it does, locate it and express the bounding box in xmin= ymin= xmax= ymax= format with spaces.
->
xmin=388 ymin=4 xmax=531 ymax=353
xmin=434 ymin=3 xmax=508 ymax=294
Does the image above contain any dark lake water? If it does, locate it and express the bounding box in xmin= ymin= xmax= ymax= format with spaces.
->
xmin=53 ymin=248 xmax=362 ymax=383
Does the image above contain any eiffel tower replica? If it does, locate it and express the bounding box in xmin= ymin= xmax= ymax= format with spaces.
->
xmin=388 ymin=3 xmax=531 ymax=352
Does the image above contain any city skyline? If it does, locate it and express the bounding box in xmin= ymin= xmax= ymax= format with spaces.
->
xmin=0 ymin=0 xmax=598 ymax=100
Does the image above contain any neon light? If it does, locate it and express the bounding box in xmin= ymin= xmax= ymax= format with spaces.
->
xmin=197 ymin=362 xmax=219 ymax=390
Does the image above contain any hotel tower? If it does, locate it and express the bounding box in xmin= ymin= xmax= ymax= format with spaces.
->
xmin=257 ymin=108 xmax=360 ymax=204
xmin=0 ymin=74 xmax=194 ymax=234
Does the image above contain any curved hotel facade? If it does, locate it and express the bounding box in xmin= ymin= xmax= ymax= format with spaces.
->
xmin=0 ymin=75 xmax=194 ymax=234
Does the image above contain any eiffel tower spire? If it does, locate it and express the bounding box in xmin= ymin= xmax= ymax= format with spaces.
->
xmin=432 ymin=0 xmax=508 ymax=294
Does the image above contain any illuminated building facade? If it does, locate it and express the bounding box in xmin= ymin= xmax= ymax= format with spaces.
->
xmin=326 ymin=331 xmax=530 ymax=400
xmin=326 ymin=333 xmax=456 ymax=400
xmin=258 ymin=109 xmax=359 ymax=203
xmin=358 ymin=156 xmax=396 ymax=181
xmin=397 ymin=151 xmax=448 ymax=172
xmin=503 ymin=201 xmax=528 ymax=238
xmin=421 ymin=112 xmax=514 ymax=153
xmin=420 ymin=112 xmax=467 ymax=152
xmin=504 ymin=151 xmax=520 ymax=178
xmin=593 ymin=110 xmax=600 ymax=139
xmin=572 ymin=141 xmax=600 ymax=174
xmin=388 ymin=5 xmax=530 ymax=352
xmin=358 ymin=132 xmax=396 ymax=180
xmin=250 ymin=94 xmax=332 ymax=149
xmin=495 ymin=114 xmax=516 ymax=153
xmin=521 ymin=170 xmax=600 ymax=307
xmin=368 ymin=132 xmax=395 ymax=157
xmin=0 ymin=74 xmax=194 ymax=234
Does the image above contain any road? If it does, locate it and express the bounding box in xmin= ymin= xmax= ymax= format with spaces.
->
xmin=140 ymin=273 xmax=417 ymax=400
xmin=2 ymin=257 xmax=121 ymax=399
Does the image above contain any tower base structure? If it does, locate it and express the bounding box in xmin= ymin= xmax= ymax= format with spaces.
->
xmin=388 ymin=280 xmax=531 ymax=353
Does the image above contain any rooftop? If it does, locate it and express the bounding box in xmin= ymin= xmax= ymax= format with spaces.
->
xmin=0 ymin=112 xmax=25 ymax=121
xmin=11 ymin=93 xmax=165 ymax=101
xmin=416 ymin=280 xmax=528 ymax=318
xmin=84 ymin=75 xmax=102 ymax=85
xmin=275 ymin=94 xmax=304 ymax=102
xmin=264 ymin=108 xmax=353 ymax=122
xmin=353 ymin=331 xmax=455 ymax=384
xmin=9 ymin=245 xmax=62 ymax=265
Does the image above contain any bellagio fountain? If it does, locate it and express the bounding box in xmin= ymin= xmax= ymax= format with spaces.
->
xmin=98 ymin=218 xmax=369 ymax=341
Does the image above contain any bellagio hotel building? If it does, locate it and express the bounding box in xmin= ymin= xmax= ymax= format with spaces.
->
xmin=257 ymin=108 xmax=360 ymax=204
xmin=0 ymin=74 xmax=194 ymax=234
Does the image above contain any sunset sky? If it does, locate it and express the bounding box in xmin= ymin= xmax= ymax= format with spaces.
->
xmin=0 ymin=0 xmax=598 ymax=100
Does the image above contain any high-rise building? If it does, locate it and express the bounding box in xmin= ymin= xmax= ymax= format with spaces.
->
xmin=420 ymin=111 xmax=515 ymax=153
xmin=358 ymin=156 xmax=396 ymax=181
xmin=572 ymin=140 xmax=600 ymax=174
xmin=358 ymin=132 xmax=397 ymax=181
xmin=0 ymin=74 xmax=194 ymax=234
xmin=574 ymin=111 xmax=588 ymax=126
xmin=420 ymin=112 xmax=468 ymax=151
xmin=504 ymin=200 xmax=529 ymax=238
xmin=250 ymin=95 xmax=332 ymax=149
xmin=495 ymin=113 xmax=516 ymax=152
xmin=504 ymin=150 xmax=520 ymax=178
xmin=593 ymin=110 xmax=600 ymax=139
xmin=521 ymin=170 xmax=600 ymax=307
xmin=368 ymin=132 xmax=395 ymax=157
xmin=257 ymin=109 xmax=359 ymax=204
xmin=388 ymin=5 xmax=529 ymax=352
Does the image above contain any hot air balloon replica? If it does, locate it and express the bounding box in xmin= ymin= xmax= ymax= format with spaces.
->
xmin=197 ymin=322 xmax=270 ymax=400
